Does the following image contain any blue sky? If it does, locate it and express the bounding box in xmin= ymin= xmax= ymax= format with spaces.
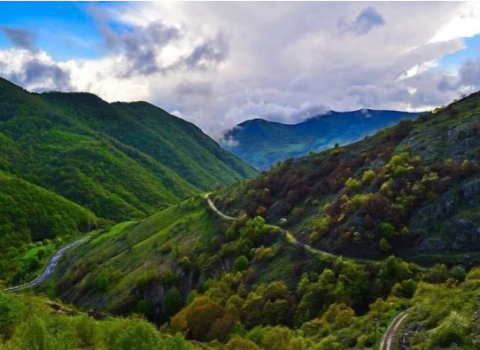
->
xmin=439 ymin=34 xmax=480 ymax=71
xmin=0 ymin=2 xmax=103 ymax=59
xmin=0 ymin=2 xmax=480 ymax=137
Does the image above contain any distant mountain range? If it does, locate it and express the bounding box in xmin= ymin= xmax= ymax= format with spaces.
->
xmin=223 ymin=109 xmax=421 ymax=170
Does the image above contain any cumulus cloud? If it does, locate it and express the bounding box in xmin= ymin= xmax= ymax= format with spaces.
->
xmin=459 ymin=59 xmax=480 ymax=87
xmin=185 ymin=33 xmax=229 ymax=70
xmin=0 ymin=26 xmax=36 ymax=51
xmin=1 ymin=2 xmax=480 ymax=137
xmin=85 ymin=3 xmax=228 ymax=78
xmin=338 ymin=7 xmax=385 ymax=35
xmin=0 ymin=49 xmax=73 ymax=91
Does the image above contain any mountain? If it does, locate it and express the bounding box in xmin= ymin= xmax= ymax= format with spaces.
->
xmin=28 ymin=90 xmax=480 ymax=350
xmin=214 ymin=93 xmax=480 ymax=260
xmin=223 ymin=109 xmax=420 ymax=170
xmin=0 ymin=77 xmax=257 ymax=224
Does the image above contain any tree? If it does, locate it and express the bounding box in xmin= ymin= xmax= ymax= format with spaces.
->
xmin=379 ymin=238 xmax=391 ymax=252
xmin=95 ymin=269 xmax=109 ymax=292
xmin=185 ymin=297 xmax=223 ymax=341
xmin=207 ymin=312 xmax=237 ymax=341
xmin=226 ymin=337 xmax=261 ymax=350
xmin=115 ymin=320 xmax=161 ymax=350
xmin=234 ymin=255 xmax=249 ymax=272
xmin=164 ymin=287 xmax=183 ymax=317
xmin=0 ymin=292 xmax=24 ymax=339
xmin=380 ymin=223 xmax=395 ymax=240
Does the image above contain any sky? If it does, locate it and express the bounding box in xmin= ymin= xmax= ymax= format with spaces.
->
xmin=1 ymin=2 xmax=480 ymax=140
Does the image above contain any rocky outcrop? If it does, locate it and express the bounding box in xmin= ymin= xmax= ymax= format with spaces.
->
xmin=409 ymin=177 xmax=480 ymax=253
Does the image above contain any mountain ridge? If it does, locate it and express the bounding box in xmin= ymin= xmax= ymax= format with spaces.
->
xmin=224 ymin=109 xmax=421 ymax=170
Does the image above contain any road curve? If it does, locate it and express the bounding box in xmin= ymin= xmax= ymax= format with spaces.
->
xmin=205 ymin=193 xmax=339 ymax=259
xmin=203 ymin=194 xmax=427 ymax=268
xmin=379 ymin=310 xmax=410 ymax=350
xmin=205 ymin=193 xmax=418 ymax=350
xmin=204 ymin=194 xmax=238 ymax=221
xmin=3 ymin=236 xmax=90 ymax=292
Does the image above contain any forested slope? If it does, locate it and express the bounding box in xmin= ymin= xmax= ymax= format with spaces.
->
xmin=0 ymin=77 xmax=257 ymax=222
xmin=214 ymin=92 xmax=480 ymax=260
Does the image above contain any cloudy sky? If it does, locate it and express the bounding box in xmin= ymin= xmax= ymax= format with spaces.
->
xmin=1 ymin=2 xmax=480 ymax=139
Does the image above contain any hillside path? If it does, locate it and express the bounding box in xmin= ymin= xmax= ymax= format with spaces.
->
xmin=3 ymin=236 xmax=90 ymax=292
xmin=204 ymin=193 xmax=367 ymax=260
xmin=204 ymin=193 xmax=420 ymax=350
xmin=379 ymin=310 xmax=410 ymax=350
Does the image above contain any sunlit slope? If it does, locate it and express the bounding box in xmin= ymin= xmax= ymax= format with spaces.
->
xmin=0 ymin=77 xmax=257 ymax=221
xmin=215 ymin=92 xmax=480 ymax=260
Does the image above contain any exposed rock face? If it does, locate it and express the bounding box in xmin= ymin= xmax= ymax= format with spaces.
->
xmin=410 ymin=177 xmax=480 ymax=253
xmin=399 ymin=322 xmax=423 ymax=350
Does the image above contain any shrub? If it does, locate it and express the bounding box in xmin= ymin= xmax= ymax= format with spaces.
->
xmin=345 ymin=178 xmax=361 ymax=192
xmin=362 ymin=170 xmax=376 ymax=184
xmin=380 ymin=223 xmax=395 ymax=240
xmin=115 ymin=320 xmax=161 ymax=350
xmin=164 ymin=287 xmax=183 ymax=317
xmin=379 ymin=238 xmax=391 ymax=252
xmin=234 ymin=255 xmax=249 ymax=272
xmin=226 ymin=336 xmax=261 ymax=350
xmin=427 ymin=312 xmax=468 ymax=347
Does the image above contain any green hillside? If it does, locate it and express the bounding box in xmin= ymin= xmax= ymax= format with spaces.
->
xmin=214 ymin=92 xmax=480 ymax=260
xmin=0 ymin=77 xmax=257 ymax=221
xmin=53 ymin=192 xmax=480 ymax=350
xmin=224 ymin=110 xmax=419 ymax=170
xmin=22 ymin=91 xmax=478 ymax=350
xmin=0 ymin=291 xmax=198 ymax=350
xmin=0 ymin=170 xmax=99 ymax=284
xmin=0 ymin=170 xmax=97 ymax=250
xmin=54 ymin=197 xmax=223 ymax=323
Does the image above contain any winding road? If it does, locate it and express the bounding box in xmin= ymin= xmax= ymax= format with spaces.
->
xmin=204 ymin=193 xmax=414 ymax=350
xmin=204 ymin=193 xmax=375 ymax=262
xmin=204 ymin=193 xmax=333 ymax=256
xmin=3 ymin=236 xmax=90 ymax=292
xmin=379 ymin=310 xmax=410 ymax=350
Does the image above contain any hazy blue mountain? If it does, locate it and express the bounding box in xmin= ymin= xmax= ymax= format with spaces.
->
xmin=223 ymin=109 xmax=421 ymax=170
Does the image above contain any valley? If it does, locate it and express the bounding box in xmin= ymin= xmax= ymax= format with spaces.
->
xmin=2 ymin=2 xmax=480 ymax=349
xmin=1 ymin=79 xmax=480 ymax=350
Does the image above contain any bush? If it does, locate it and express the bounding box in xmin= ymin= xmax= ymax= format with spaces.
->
xmin=345 ymin=178 xmax=361 ymax=192
xmin=427 ymin=311 xmax=468 ymax=347
xmin=115 ymin=320 xmax=161 ymax=350
xmin=362 ymin=170 xmax=376 ymax=184
xmin=234 ymin=256 xmax=249 ymax=272
xmin=379 ymin=238 xmax=391 ymax=252
xmin=380 ymin=223 xmax=395 ymax=240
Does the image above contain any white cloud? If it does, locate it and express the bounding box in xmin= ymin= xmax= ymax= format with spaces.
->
xmin=0 ymin=2 xmax=479 ymax=139
xmin=430 ymin=2 xmax=480 ymax=43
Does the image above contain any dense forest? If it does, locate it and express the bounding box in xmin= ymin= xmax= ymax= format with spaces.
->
xmin=0 ymin=77 xmax=256 ymax=281
xmin=0 ymin=77 xmax=256 ymax=223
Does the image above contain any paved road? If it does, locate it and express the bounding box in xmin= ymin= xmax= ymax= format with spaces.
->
xmin=205 ymin=193 xmax=420 ymax=350
xmin=205 ymin=193 xmax=353 ymax=259
xmin=204 ymin=194 xmax=238 ymax=221
xmin=204 ymin=193 xmax=376 ymax=263
xmin=379 ymin=310 xmax=410 ymax=350
xmin=3 ymin=236 xmax=90 ymax=292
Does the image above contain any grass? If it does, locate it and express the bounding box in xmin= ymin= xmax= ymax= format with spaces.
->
xmin=19 ymin=244 xmax=55 ymax=261
xmin=55 ymin=196 xmax=222 ymax=311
